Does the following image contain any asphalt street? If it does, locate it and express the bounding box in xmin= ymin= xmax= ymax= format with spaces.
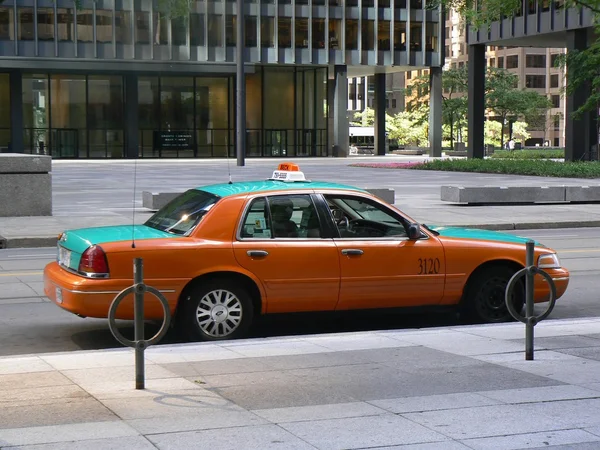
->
xmin=0 ymin=227 xmax=598 ymax=357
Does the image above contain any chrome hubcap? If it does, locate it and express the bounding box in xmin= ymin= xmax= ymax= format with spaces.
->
xmin=196 ymin=289 xmax=243 ymax=337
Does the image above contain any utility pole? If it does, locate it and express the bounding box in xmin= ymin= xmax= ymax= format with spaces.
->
xmin=236 ymin=0 xmax=246 ymax=166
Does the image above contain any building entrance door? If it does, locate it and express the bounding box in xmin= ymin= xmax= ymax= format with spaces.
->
xmin=264 ymin=130 xmax=288 ymax=157
xmin=51 ymin=129 xmax=79 ymax=158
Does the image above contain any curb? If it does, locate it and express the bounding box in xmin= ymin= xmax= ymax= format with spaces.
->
xmin=3 ymin=220 xmax=600 ymax=249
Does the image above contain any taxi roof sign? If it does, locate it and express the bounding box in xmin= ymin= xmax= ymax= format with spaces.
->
xmin=269 ymin=162 xmax=310 ymax=182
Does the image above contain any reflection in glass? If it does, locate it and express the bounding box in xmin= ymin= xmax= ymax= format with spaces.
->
xmin=88 ymin=76 xmax=123 ymax=129
xmin=261 ymin=17 xmax=274 ymax=47
xmin=225 ymin=15 xmax=235 ymax=46
xmin=208 ymin=14 xmax=222 ymax=46
xmin=22 ymin=74 xmax=49 ymax=154
xmin=378 ymin=20 xmax=390 ymax=50
xmin=410 ymin=23 xmax=422 ymax=50
xmin=329 ymin=20 xmax=341 ymax=49
xmin=0 ymin=74 xmax=9 ymax=130
xmin=18 ymin=8 xmax=34 ymax=41
xmin=153 ymin=12 xmax=168 ymax=45
xmin=295 ymin=18 xmax=308 ymax=48
xmin=96 ymin=10 xmax=112 ymax=43
xmin=57 ymin=9 xmax=74 ymax=42
xmin=346 ymin=20 xmax=358 ymax=50
xmin=0 ymin=8 xmax=14 ymax=41
xmin=161 ymin=77 xmax=194 ymax=130
xmin=172 ymin=16 xmax=187 ymax=45
xmin=278 ymin=17 xmax=291 ymax=48
xmin=425 ymin=22 xmax=437 ymax=51
xmin=138 ymin=76 xmax=159 ymax=129
xmin=190 ymin=14 xmax=205 ymax=46
xmin=313 ymin=18 xmax=325 ymax=49
xmin=362 ymin=20 xmax=374 ymax=50
xmin=394 ymin=22 xmax=406 ymax=50
xmin=135 ymin=12 xmax=150 ymax=44
xmin=245 ymin=16 xmax=257 ymax=47
xmin=196 ymin=77 xmax=230 ymax=156
xmin=77 ymin=10 xmax=94 ymax=43
xmin=115 ymin=11 xmax=132 ymax=44
xmin=38 ymin=8 xmax=54 ymax=41
xmin=50 ymin=75 xmax=87 ymax=129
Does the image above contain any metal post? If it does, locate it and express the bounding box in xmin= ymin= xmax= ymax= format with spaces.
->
xmin=525 ymin=240 xmax=535 ymax=360
xmin=236 ymin=0 xmax=246 ymax=166
xmin=133 ymin=258 xmax=145 ymax=389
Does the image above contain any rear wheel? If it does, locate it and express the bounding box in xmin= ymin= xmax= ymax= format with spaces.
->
xmin=182 ymin=279 xmax=254 ymax=341
xmin=464 ymin=265 xmax=524 ymax=323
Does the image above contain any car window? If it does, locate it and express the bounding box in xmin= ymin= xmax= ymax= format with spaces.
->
xmin=145 ymin=189 xmax=219 ymax=235
xmin=325 ymin=195 xmax=407 ymax=238
xmin=240 ymin=194 xmax=322 ymax=239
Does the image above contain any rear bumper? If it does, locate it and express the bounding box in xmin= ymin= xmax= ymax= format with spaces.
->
xmin=43 ymin=262 xmax=179 ymax=320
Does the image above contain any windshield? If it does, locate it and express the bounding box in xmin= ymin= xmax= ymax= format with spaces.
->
xmin=144 ymin=189 xmax=220 ymax=235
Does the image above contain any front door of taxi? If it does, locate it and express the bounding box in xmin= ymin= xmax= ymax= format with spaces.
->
xmin=232 ymin=194 xmax=340 ymax=314
xmin=322 ymin=194 xmax=446 ymax=311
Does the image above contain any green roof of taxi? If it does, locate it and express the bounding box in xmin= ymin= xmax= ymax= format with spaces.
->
xmin=197 ymin=180 xmax=366 ymax=197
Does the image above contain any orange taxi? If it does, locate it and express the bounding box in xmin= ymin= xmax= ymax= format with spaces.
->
xmin=44 ymin=163 xmax=570 ymax=341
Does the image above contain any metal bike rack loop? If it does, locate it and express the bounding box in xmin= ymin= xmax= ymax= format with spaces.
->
xmin=505 ymin=240 xmax=557 ymax=361
xmin=108 ymin=258 xmax=171 ymax=389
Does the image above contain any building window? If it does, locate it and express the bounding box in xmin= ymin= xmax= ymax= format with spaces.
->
xmin=497 ymin=56 xmax=504 ymax=68
xmin=553 ymin=115 xmax=560 ymax=129
xmin=458 ymin=61 xmax=464 ymax=68
xmin=410 ymin=23 xmax=421 ymax=51
xmin=386 ymin=99 xmax=390 ymax=108
xmin=189 ymin=14 xmax=205 ymax=46
xmin=346 ymin=19 xmax=358 ymax=50
xmin=392 ymin=98 xmax=397 ymax=108
xmin=378 ymin=20 xmax=390 ymax=50
xmin=362 ymin=20 xmax=375 ymax=50
xmin=261 ymin=17 xmax=275 ymax=47
xmin=506 ymin=55 xmax=519 ymax=69
xmin=445 ymin=45 xmax=449 ymax=57
xmin=550 ymin=53 xmax=560 ymax=67
xmin=96 ymin=10 xmax=113 ymax=43
xmin=225 ymin=15 xmax=236 ymax=47
xmin=88 ymin=75 xmax=124 ymax=158
xmin=115 ymin=11 xmax=132 ymax=45
xmin=550 ymin=74 xmax=559 ymax=88
xmin=551 ymin=94 xmax=560 ymax=108
xmin=18 ymin=8 xmax=34 ymax=41
xmin=37 ymin=8 xmax=54 ymax=41
xmin=330 ymin=19 xmax=342 ymax=49
xmin=425 ymin=22 xmax=437 ymax=52
xmin=489 ymin=57 xmax=495 ymax=67
xmin=172 ymin=16 xmax=187 ymax=46
xmin=57 ymin=9 xmax=74 ymax=42
xmin=525 ymin=75 xmax=546 ymax=88
xmin=526 ymin=54 xmax=546 ymax=68
xmin=245 ymin=16 xmax=257 ymax=47
xmin=77 ymin=9 xmax=93 ymax=43
xmin=278 ymin=17 xmax=291 ymax=48
xmin=135 ymin=12 xmax=150 ymax=45
xmin=393 ymin=22 xmax=406 ymax=50
xmin=406 ymin=71 xmax=411 ymax=79
xmin=0 ymin=7 xmax=14 ymax=41
xmin=313 ymin=18 xmax=325 ymax=48
xmin=445 ymin=26 xmax=449 ymax=39
xmin=208 ymin=14 xmax=223 ymax=47
xmin=295 ymin=18 xmax=308 ymax=48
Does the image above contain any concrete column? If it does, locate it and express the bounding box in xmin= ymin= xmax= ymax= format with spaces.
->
xmin=467 ymin=44 xmax=485 ymax=159
xmin=565 ymin=29 xmax=588 ymax=162
xmin=428 ymin=67 xmax=442 ymax=157
xmin=374 ymin=73 xmax=386 ymax=156
xmin=9 ymin=70 xmax=23 ymax=153
xmin=124 ymin=73 xmax=139 ymax=158
xmin=332 ymin=65 xmax=349 ymax=157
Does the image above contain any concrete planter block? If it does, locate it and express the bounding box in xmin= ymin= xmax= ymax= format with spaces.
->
xmin=441 ymin=186 xmax=566 ymax=204
xmin=565 ymin=186 xmax=600 ymax=202
xmin=365 ymin=188 xmax=395 ymax=204
xmin=142 ymin=191 xmax=183 ymax=210
xmin=0 ymin=154 xmax=52 ymax=217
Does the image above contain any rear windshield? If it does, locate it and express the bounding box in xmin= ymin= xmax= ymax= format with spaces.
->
xmin=144 ymin=189 xmax=219 ymax=235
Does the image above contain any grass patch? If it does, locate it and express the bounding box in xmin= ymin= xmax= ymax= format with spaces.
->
xmin=490 ymin=149 xmax=564 ymax=159
xmin=409 ymin=159 xmax=600 ymax=178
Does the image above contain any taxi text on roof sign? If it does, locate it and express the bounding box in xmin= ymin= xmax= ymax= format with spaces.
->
xmin=269 ymin=162 xmax=310 ymax=182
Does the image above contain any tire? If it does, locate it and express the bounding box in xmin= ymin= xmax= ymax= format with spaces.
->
xmin=182 ymin=279 xmax=254 ymax=341
xmin=464 ymin=265 xmax=524 ymax=324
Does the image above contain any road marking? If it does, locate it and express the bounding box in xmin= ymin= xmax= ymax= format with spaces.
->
xmin=0 ymin=272 xmax=43 ymax=277
xmin=559 ymin=249 xmax=600 ymax=254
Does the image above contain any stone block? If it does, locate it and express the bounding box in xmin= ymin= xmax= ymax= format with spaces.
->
xmin=0 ymin=173 xmax=52 ymax=216
xmin=441 ymin=186 xmax=566 ymax=204
xmin=142 ymin=191 xmax=182 ymax=210
xmin=365 ymin=188 xmax=395 ymax=204
xmin=0 ymin=153 xmax=51 ymax=174
xmin=565 ymin=186 xmax=600 ymax=202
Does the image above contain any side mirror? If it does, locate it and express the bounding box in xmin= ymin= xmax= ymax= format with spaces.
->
xmin=407 ymin=223 xmax=422 ymax=240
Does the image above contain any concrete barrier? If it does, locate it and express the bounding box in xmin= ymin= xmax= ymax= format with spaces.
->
xmin=142 ymin=187 xmax=396 ymax=210
xmin=565 ymin=186 xmax=600 ymax=202
xmin=0 ymin=154 xmax=52 ymax=217
xmin=441 ymin=186 xmax=567 ymax=204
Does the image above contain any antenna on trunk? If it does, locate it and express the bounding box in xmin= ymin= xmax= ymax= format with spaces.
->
xmin=131 ymin=157 xmax=137 ymax=249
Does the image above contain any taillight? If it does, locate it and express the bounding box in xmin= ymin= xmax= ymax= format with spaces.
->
xmin=78 ymin=245 xmax=110 ymax=277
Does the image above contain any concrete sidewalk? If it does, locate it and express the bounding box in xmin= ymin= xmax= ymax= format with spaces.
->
xmin=3 ymin=157 xmax=600 ymax=248
xmin=2 ymin=317 xmax=600 ymax=449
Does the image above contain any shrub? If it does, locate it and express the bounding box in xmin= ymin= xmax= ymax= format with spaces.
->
xmin=490 ymin=149 xmax=564 ymax=160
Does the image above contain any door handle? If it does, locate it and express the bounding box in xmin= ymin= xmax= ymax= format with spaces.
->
xmin=341 ymin=249 xmax=364 ymax=256
xmin=247 ymin=250 xmax=269 ymax=258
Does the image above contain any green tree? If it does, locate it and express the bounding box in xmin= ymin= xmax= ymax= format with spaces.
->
xmin=442 ymin=67 xmax=468 ymax=148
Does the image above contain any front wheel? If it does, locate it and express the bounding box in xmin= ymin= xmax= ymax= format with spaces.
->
xmin=464 ymin=265 xmax=524 ymax=323
xmin=182 ymin=280 xmax=254 ymax=341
